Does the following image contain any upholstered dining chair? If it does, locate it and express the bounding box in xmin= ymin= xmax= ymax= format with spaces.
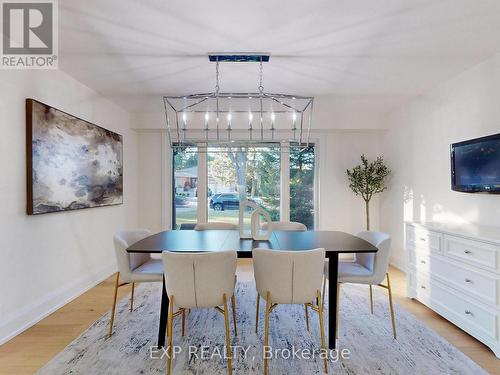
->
xmin=109 ymin=229 xmax=163 ymax=337
xmin=194 ymin=222 xmax=239 ymax=230
xmin=253 ymin=248 xmax=327 ymax=375
xmin=324 ymin=231 xmax=395 ymax=339
xmin=261 ymin=221 xmax=307 ymax=231
xmin=162 ymin=250 xmax=238 ymax=375
xmin=259 ymin=220 xmax=312 ymax=327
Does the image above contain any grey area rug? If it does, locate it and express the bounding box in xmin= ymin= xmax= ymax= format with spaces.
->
xmin=37 ymin=282 xmax=487 ymax=375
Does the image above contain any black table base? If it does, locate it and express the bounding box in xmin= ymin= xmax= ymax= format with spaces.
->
xmin=328 ymin=253 xmax=339 ymax=350
xmin=157 ymin=279 xmax=169 ymax=349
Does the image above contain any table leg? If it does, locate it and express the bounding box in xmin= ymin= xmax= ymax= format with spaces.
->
xmin=157 ymin=277 xmax=169 ymax=348
xmin=328 ymin=253 xmax=338 ymax=350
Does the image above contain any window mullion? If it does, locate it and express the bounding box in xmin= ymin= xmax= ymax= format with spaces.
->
xmin=280 ymin=141 xmax=290 ymax=221
xmin=197 ymin=144 xmax=208 ymax=224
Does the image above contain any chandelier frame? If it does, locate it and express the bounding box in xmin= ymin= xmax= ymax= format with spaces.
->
xmin=163 ymin=53 xmax=314 ymax=151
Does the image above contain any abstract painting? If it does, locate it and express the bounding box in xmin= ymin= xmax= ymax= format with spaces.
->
xmin=26 ymin=99 xmax=123 ymax=215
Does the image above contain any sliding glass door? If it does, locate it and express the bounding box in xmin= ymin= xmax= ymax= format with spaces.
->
xmin=172 ymin=143 xmax=316 ymax=229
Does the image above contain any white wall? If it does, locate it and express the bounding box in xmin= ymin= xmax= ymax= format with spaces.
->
xmin=0 ymin=70 xmax=138 ymax=344
xmin=316 ymin=131 xmax=383 ymax=233
xmin=137 ymin=131 xmax=169 ymax=232
xmin=380 ymin=54 xmax=500 ymax=270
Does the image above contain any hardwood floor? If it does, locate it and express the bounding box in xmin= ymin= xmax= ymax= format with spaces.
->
xmin=0 ymin=262 xmax=498 ymax=374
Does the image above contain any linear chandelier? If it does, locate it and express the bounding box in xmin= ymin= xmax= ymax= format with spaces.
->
xmin=163 ymin=53 xmax=314 ymax=150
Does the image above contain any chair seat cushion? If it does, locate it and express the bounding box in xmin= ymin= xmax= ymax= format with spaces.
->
xmin=338 ymin=261 xmax=373 ymax=283
xmin=131 ymin=259 xmax=163 ymax=282
xmin=324 ymin=259 xmax=357 ymax=277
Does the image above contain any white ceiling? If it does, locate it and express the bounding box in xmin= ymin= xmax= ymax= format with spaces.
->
xmin=59 ymin=0 xmax=500 ymax=115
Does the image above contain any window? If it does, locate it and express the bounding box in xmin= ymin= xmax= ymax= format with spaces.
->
xmin=171 ymin=143 xmax=315 ymax=229
xmin=290 ymin=145 xmax=315 ymax=229
xmin=207 ymin=146 xmax=281 ymax=225
xmin=172 ymin=147 xmax=198 ymax=229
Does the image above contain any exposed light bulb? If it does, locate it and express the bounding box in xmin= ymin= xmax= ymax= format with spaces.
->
xmin=271 ymin=112 xmax=275 ymax=121
xmin=182 ymin=113 xmax=187 ymax=122
xmin=227 ymin=113 xmax=232 ymax=122
xmin=248 ymin=113 xmax=253 ymax=121
xmin=292 ymin=112 xmax=297 ymax=121
xmin=205 ymin=112 xmax=210 ymax=122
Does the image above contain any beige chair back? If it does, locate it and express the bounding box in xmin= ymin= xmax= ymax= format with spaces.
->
xmin=253 ymin=248 xmax=325 ymax=304
xmin=114 ymin=229 xmax=152 ymax=282
xmin=356 ymin=231 xmax=392 ymax=284
xmin=194 ymin=222 xmax=238 ymax=230
xmin=162 ymin=250 xmax=237 ymax=308
xmin=262 ymin=221 xmax=307 ymax=231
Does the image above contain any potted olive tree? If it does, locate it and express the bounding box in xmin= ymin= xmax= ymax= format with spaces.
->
xmin=346 ymin=155 xmax=390 ymax=230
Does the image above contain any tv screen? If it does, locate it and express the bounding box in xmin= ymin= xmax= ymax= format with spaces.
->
xmin=451 ymin=133 xmax=500 ymax=193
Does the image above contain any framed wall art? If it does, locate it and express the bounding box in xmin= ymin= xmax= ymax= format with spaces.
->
xmin=26 ymin=99 xmax=123 ymax=215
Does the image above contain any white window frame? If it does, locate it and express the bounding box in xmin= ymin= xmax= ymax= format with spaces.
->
xmin=169 ymin=140 xmax=319 ymax=228
xmin=280 ymin=141 xmax=290 ymax=222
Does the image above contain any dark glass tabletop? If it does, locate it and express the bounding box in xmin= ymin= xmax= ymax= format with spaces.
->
xmin=126 ymin=230 xmax=377 ymax=257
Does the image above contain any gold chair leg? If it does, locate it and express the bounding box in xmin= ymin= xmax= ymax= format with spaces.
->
xmin=386 ymin=273 xmax=397 ymax=339
xmin=264 ymin=291 xmax=271 ymax=375
xmin=304 ymin=304 xmax=310 ymax=331
xmin=369 ymin=284 xmax=374 ymax=314
xmin=317 ymin=290 xmax=328 ymax=374
xmin=231 ymin=294 xmax=237 ymax=337
xmin=108 ymin=272 xmax=120 ymax=338
xmin=223 ymin=294 xmax=233 ymax=375
xmin=322 ymin=274 xmax=327 ymax=308
xmin=182 ymin=308 xmax=186 ymax=337
xmin=336 ymin=282 xmax=341 ymax=339
xmin=130 ymin=282 xmax=135 ymax=312
xmin=167 ymin=295 xmax=174 ymax=375
xmin=255 ymin=293 xmax=260 ymax=334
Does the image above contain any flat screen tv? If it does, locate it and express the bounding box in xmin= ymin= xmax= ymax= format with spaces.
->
xmin=451 ymin=132 xmax=500 ymax=194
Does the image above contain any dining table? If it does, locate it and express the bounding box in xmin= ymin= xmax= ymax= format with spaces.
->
xmin=126 ymin=229 xmax=378 ymax=350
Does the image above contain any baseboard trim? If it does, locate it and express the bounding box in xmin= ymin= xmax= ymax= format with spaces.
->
xmin=0 ymin=264 xmax=116 ymax=346
xmin=390 ymin=258 xmax=406 ymax=273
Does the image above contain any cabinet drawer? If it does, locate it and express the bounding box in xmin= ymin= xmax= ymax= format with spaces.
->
xmin=410 ymin=250 xmax=498 ymax=305
xmin=408 ymin=247 xmax=431 ymax=268
xmin=444 ymin=235 xmax=499 ymax=270
xmin=414 ymin=273 xmax=497 ymax=340
xmin=406 ymin=225 xmax=442 ymax=252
